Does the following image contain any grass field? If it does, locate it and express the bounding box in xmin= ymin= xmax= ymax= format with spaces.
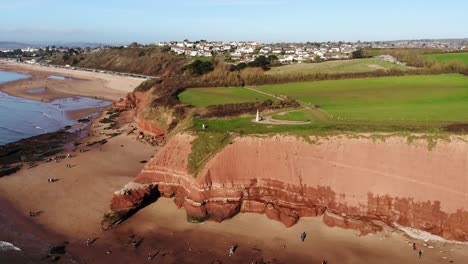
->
xmin=178 ymin=87 xmax=273 ymax=107
xmin=363 ymin=48 xmax=443 ymax=57
xmin=256 ymin=74 xmax=468 ymax=123
xmin=422 ymin=52 xmax=468 ymax=64
xmin=272 ymin=110 xmax=313 ymax=122
xmin=267 ymin=58 xmax=407 ymax=75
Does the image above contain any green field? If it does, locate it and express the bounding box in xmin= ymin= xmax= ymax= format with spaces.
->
xmin=267 ymin=58 xmax=407 ymax=75
xmin=272 ymin=110 xmax=313 ymax=122
xmin=256 ymin=74 xmax=468 ymax=123
xmin=178 ymin=87 xmax=273 ymax=107
xmin=422 ymin=52 xmax=468 ymax=64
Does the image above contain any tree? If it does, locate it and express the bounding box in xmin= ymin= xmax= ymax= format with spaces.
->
xmin=185 ymin=60 xmax=214 ymax=75
xmin=248 ymin=56 xmax=271 ymax=70
xmin=314 ymin=55 xmax=322 ymax=63
xmin=129 ymin=42 xmax=139 ymax=48
xmin=267 ymin=54 xmax=279 ymax=62
xmin=352 ymin=49 xmax=364 ymax=59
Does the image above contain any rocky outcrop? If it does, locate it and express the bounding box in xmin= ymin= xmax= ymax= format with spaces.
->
xmin=114 ymin=92 xmax=139 ymax=111
xmin=114 ymin=91 xmax=166 ymax=144
xmin=104 ymin=134 xmax=468 ymax=241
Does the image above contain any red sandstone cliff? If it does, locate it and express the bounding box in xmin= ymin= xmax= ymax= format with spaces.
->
xmin=115 ymin=91 xmax=166 ymax=143
xmin=105 ymin=134 xmax=468 ymax=242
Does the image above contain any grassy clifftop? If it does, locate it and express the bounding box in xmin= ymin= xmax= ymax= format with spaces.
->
xmin=52 ymin=46 xmax=189 ymax=76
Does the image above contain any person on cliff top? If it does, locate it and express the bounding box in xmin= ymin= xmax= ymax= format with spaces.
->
xmin=412 ymin=243 xmax=417 ymax=251
xmin=301 ymin=232 xmax=307 ymax=242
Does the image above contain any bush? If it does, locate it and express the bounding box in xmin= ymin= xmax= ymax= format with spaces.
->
xmin=185 ymin=60 xmax=214 ymax=75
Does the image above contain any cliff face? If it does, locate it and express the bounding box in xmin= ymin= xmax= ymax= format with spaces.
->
xmin=105 ymin=134 xmax=468 ymax=241
xmin=115 ymin=90 xmax=166 ymax=143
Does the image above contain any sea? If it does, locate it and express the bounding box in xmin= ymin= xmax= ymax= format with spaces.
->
xmin=0 ymin=70 xmax=111 ymax=145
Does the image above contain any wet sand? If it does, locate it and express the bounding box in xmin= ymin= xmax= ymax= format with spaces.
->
xmin=0 ymin=64 xmax=467 ymax=263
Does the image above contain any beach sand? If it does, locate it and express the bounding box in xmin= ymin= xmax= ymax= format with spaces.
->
xmin=0 ymin=64 xmax=467 ymax=263
xmin=0 ymin=61 xmax=143 ymax=102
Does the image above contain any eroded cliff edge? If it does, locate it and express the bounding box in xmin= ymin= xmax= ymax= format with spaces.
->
xmin=104 ymin=133 xmax=468 ymax=241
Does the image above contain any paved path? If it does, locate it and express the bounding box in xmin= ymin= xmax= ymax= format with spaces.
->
xmin=254 ymin=109 xmax=312 ymax=125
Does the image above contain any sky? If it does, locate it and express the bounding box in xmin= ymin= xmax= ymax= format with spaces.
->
xmin=1 ymin=0 xmax=467 ymax=44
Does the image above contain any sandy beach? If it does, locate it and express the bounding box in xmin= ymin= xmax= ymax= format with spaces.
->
xmin=0 ymin=65 xmax=467 ymax=263
xmin=0 ymin=61 xmax=143 ymax=102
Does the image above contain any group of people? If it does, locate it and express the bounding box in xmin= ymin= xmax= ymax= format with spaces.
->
xmin=413 ymin=243 xmax=424 ymax=259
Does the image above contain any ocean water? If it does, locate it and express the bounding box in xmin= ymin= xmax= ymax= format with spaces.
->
xmin=0 ymin=70 xmax=111 ymax=145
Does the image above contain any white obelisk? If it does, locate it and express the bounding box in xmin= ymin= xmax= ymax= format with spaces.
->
xmin=255 ymin=109 xmax=260 ymax=122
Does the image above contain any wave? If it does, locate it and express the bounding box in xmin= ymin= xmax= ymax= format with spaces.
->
xmin=0 ymin=125 xmax=27 ymax=135
xmin=41 ymin=112 xmax=63 ymax=126
xmin=33 ymin=126 xmax=47 ymax=133
xmin=0 ymin=241 xmax=21 ymax=252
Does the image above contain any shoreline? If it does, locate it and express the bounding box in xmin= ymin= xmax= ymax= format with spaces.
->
xmin=1 ymin=64 xmax=467 ymax=263
xmin=0 ymin=61 xmax=143 ymax=102
xmin=0 ymin=61 xmax=137 ymax=146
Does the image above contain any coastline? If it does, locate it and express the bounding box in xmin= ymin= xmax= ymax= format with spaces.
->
xmin=1 ymin=64 xmax=467 ymax=263
xmin=0 ymin=61 xmax=143 ymax=102
xmin=0 ymin=61 xmax=139 ymax=145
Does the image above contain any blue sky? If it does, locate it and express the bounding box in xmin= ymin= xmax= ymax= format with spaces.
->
xmin=1 ymin=0 xmax=467 ymax=44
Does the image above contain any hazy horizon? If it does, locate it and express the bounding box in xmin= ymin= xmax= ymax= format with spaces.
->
xmin=1 ymin=0 xmax=468 ymax=44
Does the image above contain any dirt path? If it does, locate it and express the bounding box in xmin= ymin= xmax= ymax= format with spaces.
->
xmin=245 ymin=86 xmax=283 ymax=100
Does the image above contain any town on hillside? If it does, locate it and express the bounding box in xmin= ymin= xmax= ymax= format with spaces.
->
xmin=0 ymin=39 xmax=466 ymax=66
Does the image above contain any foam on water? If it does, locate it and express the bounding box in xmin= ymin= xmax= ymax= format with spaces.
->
xmin=0 ymin=241 xmax=21 ymax=252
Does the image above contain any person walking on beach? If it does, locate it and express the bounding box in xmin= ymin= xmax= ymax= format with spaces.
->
xmin=412 ymin=242 xmax=417 ymax=251
xmin=419 ymin=249 xmax=423 ymax=259
xmin=301 ymin=232 xmax=307 ymax=242
xmin=229 ymin=245 xmax=237 ymax=256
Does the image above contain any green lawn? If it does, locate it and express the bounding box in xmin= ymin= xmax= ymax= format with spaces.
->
xmin=267 ymin=58 xmax=407 ymax=75
xmin=272 ymin=110 xmax=313 ymax=122
xmin=192 ymin=116 xmax=445 ymax=136
xmin=178 ymin=87 xmax=273 ymax=107
xmin=256 ymin=74 xmax=468 ymax=123
xmin=422 ymin=52 xmax=468 ymax=64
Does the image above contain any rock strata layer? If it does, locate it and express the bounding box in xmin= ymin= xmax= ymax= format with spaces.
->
xmin=104 ymin=134 xmax=468 ymax=242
